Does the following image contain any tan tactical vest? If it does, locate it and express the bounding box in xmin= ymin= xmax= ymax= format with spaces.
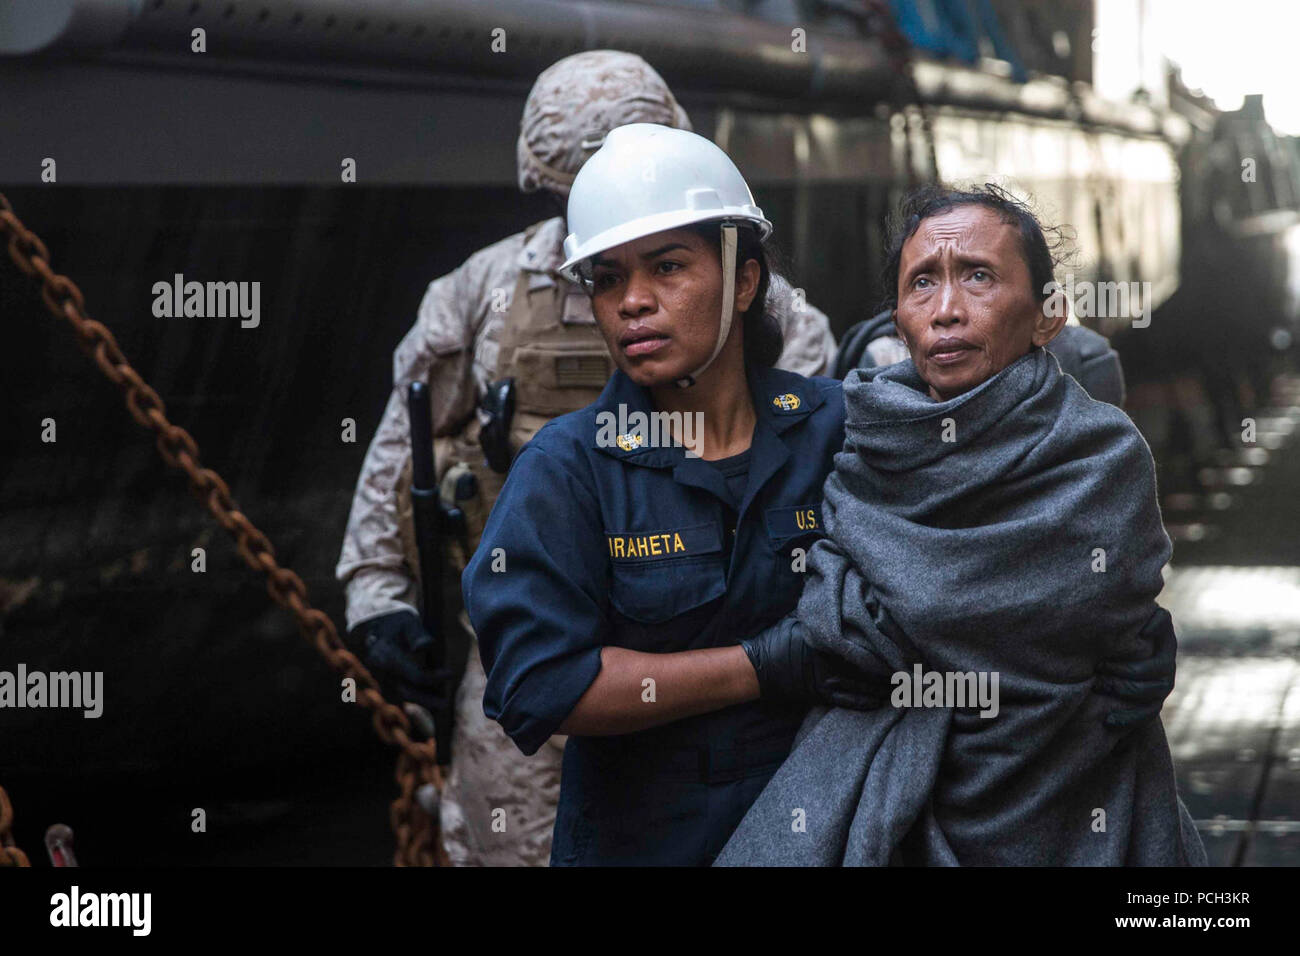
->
xmin=397 ymin=223 xmax=613 ymax=579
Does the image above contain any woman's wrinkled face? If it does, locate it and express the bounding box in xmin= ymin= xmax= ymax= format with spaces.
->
xmin=587 ymin=227 xmax=757 ymax=388
xmin=893 ymin=205 xmax=1061 ymax=401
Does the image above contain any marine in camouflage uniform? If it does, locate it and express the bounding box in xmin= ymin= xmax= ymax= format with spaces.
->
xmin=336 ymin=50 xmax=837 ymax=867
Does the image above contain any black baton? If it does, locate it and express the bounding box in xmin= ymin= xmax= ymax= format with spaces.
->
xmin=407 ymin=380 xmax=457 ymax=765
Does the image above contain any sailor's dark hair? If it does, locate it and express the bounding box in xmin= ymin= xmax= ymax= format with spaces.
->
xmin=880 ymin=183 xmax=1072 ymax=312
xmin=682 ymin=220 xmax=785 ymax=368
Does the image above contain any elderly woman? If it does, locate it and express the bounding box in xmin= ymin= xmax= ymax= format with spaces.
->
xmin=718 ymin=184 xmax=1207 ymax=866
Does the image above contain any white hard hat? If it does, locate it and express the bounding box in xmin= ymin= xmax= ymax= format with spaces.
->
xmin=560 ymin=124 xmax=771 ymax=283
xmin=560 ymin=123 xmax=773 ymax=387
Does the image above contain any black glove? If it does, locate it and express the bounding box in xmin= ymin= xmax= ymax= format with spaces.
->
xmin=352 ymin=610 xmax=454 ymax=730
xmin=1095 ymin=606 xmax=1178 ymax=729
xmin=741 ymin=618 xmax=882 ymax=710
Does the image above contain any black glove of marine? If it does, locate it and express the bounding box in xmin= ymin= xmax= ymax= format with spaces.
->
xmin=741 ymin=618 xmax=882 ymax=710
xmin=352 ymin=610 xmax=453 ymax=731
xmin=1096 ymin=606 xmax=1178 ymax=729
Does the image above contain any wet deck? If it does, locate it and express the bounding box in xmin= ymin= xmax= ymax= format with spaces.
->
xmin=1157 ymin=377 xmax=1300 ymax=866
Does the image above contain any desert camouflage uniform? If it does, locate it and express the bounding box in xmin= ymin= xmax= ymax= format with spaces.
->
xmin=336 ymin=51 xmax=836 ymax=867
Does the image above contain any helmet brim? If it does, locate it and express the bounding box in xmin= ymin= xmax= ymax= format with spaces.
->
xmin=559 ymin=208 xmax=772 ymax=285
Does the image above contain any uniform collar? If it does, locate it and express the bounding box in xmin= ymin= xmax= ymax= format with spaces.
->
xmin=517 ymin=216 xmax=568 ymax=275
xmin=590 ymin=363 xmax=825 ymax=468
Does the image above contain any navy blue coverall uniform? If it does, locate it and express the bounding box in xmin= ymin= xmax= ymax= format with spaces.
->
xmin=463 ymin=362 xmax=844 ymax=866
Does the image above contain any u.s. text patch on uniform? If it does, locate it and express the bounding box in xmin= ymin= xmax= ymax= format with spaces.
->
xmin=605 ymin=522 xmax=721 ymax=563
xmin=771 ymin=392 xmax=802 ymax=413
xmin=766 ymin=504 xmax=823 ymax=537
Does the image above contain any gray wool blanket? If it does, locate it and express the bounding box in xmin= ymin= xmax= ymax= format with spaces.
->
xmin=717 ymin=347 xmax=1206 ymax=866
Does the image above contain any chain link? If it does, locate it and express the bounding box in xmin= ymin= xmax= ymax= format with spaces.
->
xmin=0 ymin=194 xmax=445 ymax=867
xmin=0 ymin=785 xmax=31 ymax=867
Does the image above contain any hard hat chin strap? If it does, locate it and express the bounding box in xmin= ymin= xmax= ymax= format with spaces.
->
xmin=676 ymin=222 xmax=738 ymax=388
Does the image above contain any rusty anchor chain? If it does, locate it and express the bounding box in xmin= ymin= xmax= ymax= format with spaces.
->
xmin=0 ymin=785 xmax=31 ymax=867
xmin=0 ymin=194 xmax=445 ymax=867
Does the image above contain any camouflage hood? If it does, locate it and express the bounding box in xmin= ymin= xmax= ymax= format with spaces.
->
xmin=517 ymin=50 xmax=690 ymax=198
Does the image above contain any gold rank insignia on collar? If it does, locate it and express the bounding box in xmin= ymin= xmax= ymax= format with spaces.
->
xmin=615 ymin=433 xmax=645 ymax=451
xmin=771 ymin=392 xmax=802 ymax=413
